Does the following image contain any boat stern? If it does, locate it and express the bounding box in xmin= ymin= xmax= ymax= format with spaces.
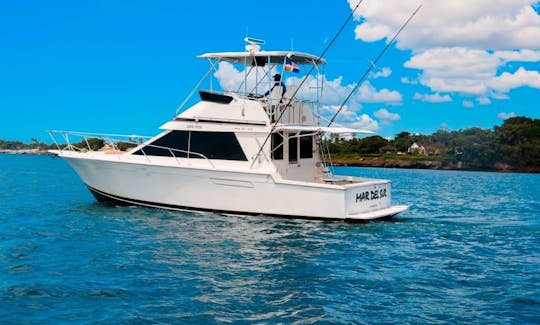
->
xmin=343 ymin=179 xmax=408 ymax=221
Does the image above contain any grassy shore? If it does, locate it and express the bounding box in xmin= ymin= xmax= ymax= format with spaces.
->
xmin=330 ymin=153 xmax=539 ymax=173
xmin=0 ymin=148 xmax=51 ymax=155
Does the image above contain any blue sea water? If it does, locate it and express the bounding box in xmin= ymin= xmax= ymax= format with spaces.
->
xmin=0 ymin=154 xmax=539 ymax=324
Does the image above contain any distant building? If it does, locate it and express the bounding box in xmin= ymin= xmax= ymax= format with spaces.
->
xmin=408 ymin=142 xmax=427 ymax=155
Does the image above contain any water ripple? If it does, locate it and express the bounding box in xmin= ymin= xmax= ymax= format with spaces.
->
xmin=0 ymin=156 xmax=539 ymax=323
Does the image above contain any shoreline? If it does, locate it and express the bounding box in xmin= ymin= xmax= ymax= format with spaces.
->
xmin=332 ymin=159 xmax=540 ymax=174
xmin=2 ymin=150 xmax=538 ymax=173
xmin=0 ymin=149 xmax=51 ymax=155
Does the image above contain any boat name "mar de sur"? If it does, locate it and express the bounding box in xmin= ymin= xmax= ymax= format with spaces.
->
xmin=356 ymin=188 xmax=387 ymax=203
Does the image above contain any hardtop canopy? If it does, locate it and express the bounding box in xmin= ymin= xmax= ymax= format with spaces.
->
xmin=274 ymin=124 xmax=374 ymax=134
xmin=198 ymin=51 xmax=327 ymax=66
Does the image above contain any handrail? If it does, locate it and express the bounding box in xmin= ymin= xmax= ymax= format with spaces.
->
xmin=136 ymin=143 xmax=216 ymax=169
xmin=47 ymin=130 xmax=216 ymax=169
xmin=48 ymin=130 xmax=150 ymax=153
xmin=48 ymin=130 xmax=152 ymax=140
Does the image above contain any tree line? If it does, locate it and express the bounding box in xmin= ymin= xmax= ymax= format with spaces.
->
xmin=0 ymin=138 xmax=135 ymax=152
xmin=2 ymin=116 xmax=539 ymax=172
xmin=327 ymin=116 xmax=540 ymax=172
xmin=0 ymin=138 xmax=53 ymax=150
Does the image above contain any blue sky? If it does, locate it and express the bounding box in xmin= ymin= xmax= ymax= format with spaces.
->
xmin=1 ymin=0 xmax=539 ymax=142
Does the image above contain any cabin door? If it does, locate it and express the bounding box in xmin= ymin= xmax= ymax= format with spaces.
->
xmin=284 ymin=132 xmax=316 ymax=181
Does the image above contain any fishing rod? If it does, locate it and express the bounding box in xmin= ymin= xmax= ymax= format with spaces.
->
xmin=250 ymin=0 xmax=366 ymax=167
xmin=327 ymin=3 xmax=423 ymax=127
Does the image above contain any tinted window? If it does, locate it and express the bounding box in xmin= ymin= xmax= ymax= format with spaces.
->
xmin=190 ymin=131 xmax=247 ymax=161
xmin=288 ymin=134 xmax=298 ymax=164
xmin=271 ymin=132 xmax=283 ymax=160
xmin=133 ymin=131 xmax=247 ymax=161
xmin=300 ymin=133 xmax=313 ymax=159
xmin=132 ymin=130 xmax=189 ymax=157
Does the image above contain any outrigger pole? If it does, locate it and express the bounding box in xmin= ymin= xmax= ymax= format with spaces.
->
xmin=327 ymin=3 xmax=423 ymax=127
xmin=251 ymin=0 xmax=366 ymax=167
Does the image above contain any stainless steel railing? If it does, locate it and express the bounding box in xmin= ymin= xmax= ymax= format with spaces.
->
xmin=47 ymin=130 xmax=216 ymax=168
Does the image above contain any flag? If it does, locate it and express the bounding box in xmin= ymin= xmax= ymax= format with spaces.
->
xmin=284 ymin=59 xmax=299 ymax=73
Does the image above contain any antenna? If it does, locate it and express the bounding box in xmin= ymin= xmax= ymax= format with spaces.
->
xmin=244 ymin=37 xmax=265 ymax=54
xmin=244 ymin=37 xmax=265 ymax=45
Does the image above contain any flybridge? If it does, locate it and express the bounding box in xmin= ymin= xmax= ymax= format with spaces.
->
xmin=174 ymin=38 xmax=328 ymax=119
xmin=198 ymin=37 xmax=326 ymax=66
xmin=198 ymin=51 xmax=326 ymax=66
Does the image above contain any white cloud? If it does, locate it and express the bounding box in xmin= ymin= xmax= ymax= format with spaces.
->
xmin=320 ymin=105 xmax=354 ymax=122
xmin=317 ymin=76 xmax=356 ymax=106
xmin=477 ymin=97 xmax=492 ymax=105
xmin=351 ymin=113 xmax=380 ymax=131
xmin=370 ymin=67 xmax=392 ymax=79
xmin=348 ymin=0 xmax=540 ymax=50
xmin=213 ymin=62 xmax=244 ymax=91
xmin=489 ymin=67 xmax=540 ymax=92
xmin=403 ymin=46 xmax=540 ymax=99
xmin=490 ymin=92 xmax=510 ymax=100
xmin=462 ymin=100 xmax=474 ymax=108
xmin=405 ymin=48 xmax=499 ymax=79
xmin=405 ymin=47 xmax=498 ymax=95
xmin=498 ymin=111 xmax=517 ymax=119
xmin=400 ymin=76 xmax=417 ymax=84
xmin=356 ymin=81 xmax=402 ymax=104
xmin=413 ymin=92 xmax=452 ymax=103
xmin=348 ymin=0 xmax=540 ymax=102
xmin=213 ymin=61 xmax=277 ymax=93
xmin=291 ymin=77 xmax=402 ymax=107
xmin=495 ymin=49 xmax=540 ymax=62
xmin=321 ymin=105 xmax=379 ymax=131
xmin=354 ymin=22 xmax=392 ymax=42
xmin=374 ymin=108 xmax=400 ymax=125
xmin=374 ymin=108 xmax=400 ymax=121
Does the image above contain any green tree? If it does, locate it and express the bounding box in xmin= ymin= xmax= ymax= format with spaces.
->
xmin=495 ymin=117 xmax=540 ymax=168
xmin=392 ymin=131 xmax=413 ymax=152
xmin=357 ymin=136 xmax=389 ymax=154
xmin=72 ymin=138 xmax=104 ymax=151
xmin=116 ymin=141 xmax=137 ymax=151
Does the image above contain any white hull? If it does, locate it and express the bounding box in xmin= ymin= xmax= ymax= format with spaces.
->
xmin=61 ymin=154 xmax=407 ymax=221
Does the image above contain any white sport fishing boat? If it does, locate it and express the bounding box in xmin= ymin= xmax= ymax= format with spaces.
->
xmin=49 ymin=38 xmax=408 ymax=221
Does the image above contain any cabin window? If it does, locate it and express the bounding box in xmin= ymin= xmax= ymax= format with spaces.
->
xmin=190 ymin=131 xmax=247 ymax=161
xmin=299 ymin=132 xmax=313 ymax=159
xmin=132 ymin=130 xmax=247 ymax=161
xmin=271 ymin=132 xmax=283 ymax=160
xmin=132 ymin=130 xmax=189 ymax=157
xmin=288 ymin=134 xmax=298 ymax=164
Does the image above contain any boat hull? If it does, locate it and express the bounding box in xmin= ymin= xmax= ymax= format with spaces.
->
xmin=87 ymin=185 xmax=407 ymax=222
xmin=61 ymin=155 xmax=408 ymax=221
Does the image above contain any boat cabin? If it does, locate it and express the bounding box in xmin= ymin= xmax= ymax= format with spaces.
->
xmin=128 ymin=39 xmax=367 ymax=183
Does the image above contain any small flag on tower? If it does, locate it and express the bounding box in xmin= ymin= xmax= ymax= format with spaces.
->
xmin=284 ymin=59 xmax=300 ymax=73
